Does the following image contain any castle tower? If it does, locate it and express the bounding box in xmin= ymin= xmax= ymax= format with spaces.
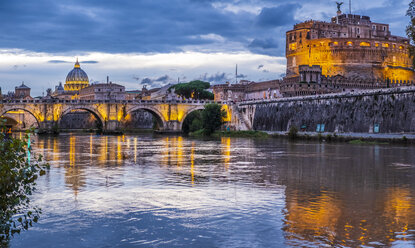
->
xmin=285 ymin=5 xmax=414 ymax=84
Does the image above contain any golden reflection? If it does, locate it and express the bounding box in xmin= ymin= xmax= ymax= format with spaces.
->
xmin=53 ymin=138 xmax=59 ymax=162
xmin=133 ymin=137 xmax=137 ymax=163
xmin=65 ymin=134 xmax=85 ymax=196
xmin=383 ymin=188 xmax=415 ymax=242
xmin=161 ymin=137 xmax=170 ymax=166
xmin=117 ymin=135 xmax=122 ymax=163
xmin=190 ymin=142 xmax=195 ymax=185
xmin=89 ymin=135 xmax=93 ymax=157
xmin=99 ymin=136 xmax=108 ymax=162
xmin=284 ymin=186 xmax=415 ymax=247
xmin=221 ymin=137 xmax=231 ymax=169
xmin=69 ymin=136 xmax=76 ymax=166
xmin=284 ymin=191 xmax=341 ymax=245
xmin=176 ymin=136 xmax=184 ymax=167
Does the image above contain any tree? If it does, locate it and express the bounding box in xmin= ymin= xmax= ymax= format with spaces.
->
xmin=0 ymin=124 xmax=48 ymax=245
xmin=201 ymin=103 xmax=227 ymax=135
xmin=406 ymin=1 xmax=415 ymax=66
xmin=170 ymin=80 xmax=214 ymax=100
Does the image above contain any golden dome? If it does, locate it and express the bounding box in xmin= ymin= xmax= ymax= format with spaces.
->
xmin=64 ymin=59 xmax=89 ymax=91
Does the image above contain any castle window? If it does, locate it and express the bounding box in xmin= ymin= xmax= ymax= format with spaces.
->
xmin=347 ymin=41 xmax=353 ymax=46
xmin=375 ymin=43 xmax=379 ymax=47
xmin=289 ymin=43 xmax=297 ymax=51
xmin=393 ymin=44 xmax=396 ymax=48
xmin=357 ymin=28 xmax=360 ymax=34
xmin=382 ymin=43 xmax=389 ymax=48
xmin=383 ymin=26 xmax=386 ymax=31
xmin=372 ymin=25 xmax=376 ymax=30
xmin=360 ymin=42 xmax=370 ymax=47
xmin=399 ymin=45 xmax=404 ymax=50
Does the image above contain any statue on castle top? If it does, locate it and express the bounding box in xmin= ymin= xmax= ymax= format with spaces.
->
xmin=336 ymin=2 xmax=343 ymax=12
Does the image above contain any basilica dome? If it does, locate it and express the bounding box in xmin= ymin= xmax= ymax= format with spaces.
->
xmin=64 ymin=59 xmax=89 ymax=91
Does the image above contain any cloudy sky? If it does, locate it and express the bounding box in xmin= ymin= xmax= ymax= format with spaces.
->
xmin=0 ymin=0 xmax=411 ymax=96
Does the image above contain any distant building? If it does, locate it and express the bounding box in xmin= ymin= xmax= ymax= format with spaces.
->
xmin=79 ymin=82 xmax=125 ymax=100
xmin=14 ymin=82 xmax=32 ymax=99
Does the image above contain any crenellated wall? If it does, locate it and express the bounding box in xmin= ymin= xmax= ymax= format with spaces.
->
xmin=237 ymin=87 xmax=415 ymax=133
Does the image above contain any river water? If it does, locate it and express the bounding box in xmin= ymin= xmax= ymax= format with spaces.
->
xmin=9 ymin=133 xmax=415 ymax=248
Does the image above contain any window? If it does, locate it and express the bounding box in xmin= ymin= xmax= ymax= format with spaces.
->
xmin=357 ymin=28 xmax=360 ymax=34
xmin=382 ymin=43 xmax=389 ymax=48
xmin=383 ymin=26 xmax=386 ymax=31
xmin=375 ymin=43 xmax=379 ymax=47
xmin=399 ymin=45 xmax=404 ymax=50
xmin=289 ymin=43 xmax=297 ymax=51
xmin=372 ymin=25 xmax=376 ymax=30
xmin=360 ymin=42 xmax=370 ymax=47
xmin=347 ymin=41 xmax=353 ymax=46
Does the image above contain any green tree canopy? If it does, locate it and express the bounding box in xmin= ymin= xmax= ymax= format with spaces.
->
xmin=201 ymin=103 xmax=227 ymax=135
xmin=0 ymin=126 xmax=48 ymax=245
xmin=170 ymin=80 xmax=214 ymax=100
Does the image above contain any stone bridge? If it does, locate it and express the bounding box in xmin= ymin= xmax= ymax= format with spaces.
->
xmin=0 ymin=99 xmax=220 ymax=133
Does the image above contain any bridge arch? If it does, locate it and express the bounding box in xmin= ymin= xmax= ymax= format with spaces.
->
xmin=58 ymin=107 xmax=105 ymax=130
xmin=126 ymin=106 xmax=166 ymax=130
xmin=179 ymin=106 xmax=205 ymax=131
xmin=0 ymin=107 xmax=41 ymax=128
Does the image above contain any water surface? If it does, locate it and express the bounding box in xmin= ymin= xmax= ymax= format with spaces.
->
xmin=10 ymin=133 xmax=415 ymax=247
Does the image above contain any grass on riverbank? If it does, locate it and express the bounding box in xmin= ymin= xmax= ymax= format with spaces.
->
xmin=348 ymin=139 xmax=389 ymax=145
xmin=189 ymin=130 xmax=269 ymax=138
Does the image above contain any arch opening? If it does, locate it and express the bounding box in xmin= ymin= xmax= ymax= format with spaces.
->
xmin=181 ymin=108 xmax=204 ymax=133
xmin=124 ymin=107 xmax=164 ymax=131
xmin=59 ymin=108 xmax=103 ymax=132
xmin=0 ymin=108 xmax=40 ymax=131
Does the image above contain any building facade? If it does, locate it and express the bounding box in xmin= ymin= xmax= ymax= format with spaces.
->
xmin=286 ymin=10 xmax=414 ymax=84
xmin=79 ymin=83 xmax=126 ymax=100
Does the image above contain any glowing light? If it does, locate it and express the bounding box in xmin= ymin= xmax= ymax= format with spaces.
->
xmin=289 ymin=43 xmax=297 ymax=51
xmin=383 ymin=43 xmax=389 ymax=48
xmin=221 ymin=104 xmax=232 ymax=122
xmin=347 ymin=41 xmax=353 ymax=46
xmin=360 ymin=42 xmax=370 ymax=47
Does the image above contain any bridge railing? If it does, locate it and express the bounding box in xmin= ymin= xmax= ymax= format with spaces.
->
xmin=0 ymin=99 xmax=222 ymax=105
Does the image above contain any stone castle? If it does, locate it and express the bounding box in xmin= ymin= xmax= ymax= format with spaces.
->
xmin=286 ymin=11 xmax=413 ymax=84
xmin=214 ymin=5 xmax=415 ymax=101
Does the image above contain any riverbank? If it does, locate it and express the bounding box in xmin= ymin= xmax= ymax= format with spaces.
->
xmin=268 ymin=131 xmax=415 ymax=144
xmin=189 ymin=129 xmax=415 ymax=144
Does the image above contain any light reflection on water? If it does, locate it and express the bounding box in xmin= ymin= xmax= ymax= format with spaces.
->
xmin=10 ymin=133 xmax=415 ymax=248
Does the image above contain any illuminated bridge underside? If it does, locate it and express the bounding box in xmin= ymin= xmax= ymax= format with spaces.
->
xmin=0 ymin=100 xmax=218 ymax=133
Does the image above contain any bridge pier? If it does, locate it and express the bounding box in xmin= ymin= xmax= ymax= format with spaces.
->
xmin=161 ymin=120 xmax=181 ymax=133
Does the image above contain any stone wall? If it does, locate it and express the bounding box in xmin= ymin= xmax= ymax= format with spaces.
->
xmin=247 ymin=87 xmax=415 ymax=133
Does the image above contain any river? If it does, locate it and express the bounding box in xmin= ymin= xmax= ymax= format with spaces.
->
xmin=9 ymin=133 xmax=415 ymax=247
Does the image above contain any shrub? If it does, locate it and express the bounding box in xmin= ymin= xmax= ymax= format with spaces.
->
xmin=0 ymin=126 xmax=48 ymax=245
xmin=288 ymin=126 xmax=298 ymax=140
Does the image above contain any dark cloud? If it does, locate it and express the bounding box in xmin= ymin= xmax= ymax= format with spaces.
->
xmin=248 ymin=38 xmax=280 ymax=55
xmin=257 ymin=64 xmax=264 ymax=69
xmin=199 ymin=72 xmax=231 ymax=83
xmin=0 ymin=0 xmax=409 ymax=57
xmin=140 ymin=75 xmax=173 ymax=87
xmin=81 ymin=60 xmax=99 ymax=64
xmin=48 ymin=60 xmax=70 ymax=64
xmin=257 ymin=4 xmax=300 ymax=27
xmin=237 ymin=74 xmax=247 ymax=79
